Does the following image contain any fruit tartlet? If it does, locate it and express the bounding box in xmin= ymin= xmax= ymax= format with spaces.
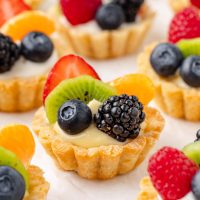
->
xmin=137 ymin=130 xmax=200 ymax=200
xmin=0 ymin=124 xmax=49 ymax=200
xmin=47 ymin=0 xmax=155 ymax=59
xmin=32 ymin=55 xmax=164 ymax=179
xmin=0 ymin=10 xmax=73 ymax=112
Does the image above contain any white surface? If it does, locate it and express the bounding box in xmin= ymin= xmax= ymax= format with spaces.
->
xmin=0 ymin=0 xmax=200 ymax=200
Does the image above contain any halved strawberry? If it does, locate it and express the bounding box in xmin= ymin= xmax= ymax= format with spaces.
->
xmin=43 ymin=55 xmax=100 ymax=103
xmin=0 ymin=0 xmax=31 ymax=27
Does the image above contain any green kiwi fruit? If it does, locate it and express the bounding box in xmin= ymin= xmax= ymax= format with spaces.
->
xmin=177 ymin=38 xmax=200 ymax=57
xmin=0 ymin=146 xmax=29 ymax=189
xmin=45 ymin=75 xmax=117 ymax=123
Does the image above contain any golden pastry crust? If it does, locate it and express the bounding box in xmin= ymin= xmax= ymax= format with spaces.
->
xmin=48 ymin=4 xmax=155 ymax=59
xmin=32 ymin=106 xmax=164 ymax=180
xmin=137 ymin=177 xmax=158 ymax=200
xmin=24 ymin=165 xmax=49 ymax=200
xmin=137 ymin=43 xmax=200 ymax=121
xmin=168 ymin=0 xmax=190 ymax=13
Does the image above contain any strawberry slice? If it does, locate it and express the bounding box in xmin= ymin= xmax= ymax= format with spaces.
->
xmin=43 ymin=55 xmax=100 ymax=103
xmin=0 ymin=0 xmax=31 ymax=27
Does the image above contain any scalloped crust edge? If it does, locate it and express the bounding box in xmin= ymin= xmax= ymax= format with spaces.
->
xmin=32 ymin=106 xmax=164 ymax=180
xmin=24 ymin=165 xmax=49 ymax=200
xmin=168 ymin=0 xmax=190 ymax=13
xmin=137 ymin=43 xmax=200 ymax=121
xmin=48 ymin=4 xmax=155 ymax=59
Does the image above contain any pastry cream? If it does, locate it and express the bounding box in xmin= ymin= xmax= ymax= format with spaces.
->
xmin=54 ymin=99 xmax=128 ymax=148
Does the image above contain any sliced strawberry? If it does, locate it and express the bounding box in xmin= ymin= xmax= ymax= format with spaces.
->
xmin=43 ymin=55 xmax=100 ymax=103
xmin=0 ymin=0 xmax=31 ymax=27
xmin=191 ymin=0 xmax=200 ymax=9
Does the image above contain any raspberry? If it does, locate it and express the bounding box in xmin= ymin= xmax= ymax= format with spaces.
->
xmin=148 ymin=147 xmax=199 ymax=200
xmin=60 ymin=0 xmax=102 ymax=25
xmin=191 ymin=0 xmax=200 ymax=9
xmin=168 ymin=7 xmax=200 ymax=43
xmin=94 ymin=94 xmax=145 ymax=142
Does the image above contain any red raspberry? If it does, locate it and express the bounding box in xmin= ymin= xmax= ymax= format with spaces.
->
xmin=148 ymin=147 xmax=199 ymax=200
xmin=191 ymin=0 xmax=200 ymax=9
xmin=168 ymin=7 xmax=200 ymax=43
xmin=60 ymin=0 xmax=102 ymax=25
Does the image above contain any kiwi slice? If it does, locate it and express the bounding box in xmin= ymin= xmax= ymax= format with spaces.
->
xmin=177 ymin=38 xmax=200 ymax=57
xmin=45 ymin=75 xmax=117 ymax=123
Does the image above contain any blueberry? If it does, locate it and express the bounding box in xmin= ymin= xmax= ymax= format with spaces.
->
xmin=21 ymin=31 xmax=54 ymax=62
xmin=58 ymin=99 xmax=92 ymax=134
xmin=0 ymin=166 xmax=25 ymax=200
xmin=180 ymin=56 xmax=200 ymax=87
xmin=196 ymin=129 xmax=200 ymax=142
xmin=96 ymin=4 xmax=125 ymax=30
xmin=192 ymin=171 xmax=200 ymax=199
xmin=150 ymin=43 xmax=184 ymax=77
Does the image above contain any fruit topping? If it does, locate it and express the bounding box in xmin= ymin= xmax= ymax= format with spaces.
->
xmin=96 ymin=4 xmax=125 ymax=30
xmin=191 ymin=171 xmax=200 ymax=200
xmin=43 ymin=55 xmax=100 ymax=103
xmin=1 ymin=11 xmax=55 ymax=41
xmin=58 ymin=99 xmax=92 ymax=134
xmin=177 ymin=38 xmax=200 ymax=58
xmin=110 ymin=74 xmax=155 ymax=105
xmin=0 ymin=147 xmax=29 ymax=189
xmin=0 ymin=166 xmax=25 ymax=200
xmin=112 ymin=0 xmax=144 ymax=22
xmin=180 ymin=56 xmax=200 ymax=87
xmin=45 ymin=75 xmax=117 ymax=123
xmin=191 ymin=0 xmax=200 ymax=9
xmin=94 ymin=94 xmax=145 ymax=142
xmin=148 ymin=147 xmax=199 ymax=200
xmin=0 ymin=124 xmax=35 ymax=167
xmin=0 ymin=33 xmax=21 ymax=73
xmin=21 ymin=31 xmax=54 ymax=62
xmin=0 ymin=0 xmax=30 ymax=27
xmin=150 ymin=43 xmax=183 ymax=77
xmin=168 ymin=7 xmax=200 ymax=43
xmin=196 ymin=129 xmax=200 ymax=141
xmin=60 ymin=0 xmax=102 ymax=25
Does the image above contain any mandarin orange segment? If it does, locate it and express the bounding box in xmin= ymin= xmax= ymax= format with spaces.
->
xmin=0 ymin=124 xmax=35 ymax=167
xmin=110 ymin=74 xmax=156 ymax=105
xmin=1 ymin=11 xmax=55 ymax=41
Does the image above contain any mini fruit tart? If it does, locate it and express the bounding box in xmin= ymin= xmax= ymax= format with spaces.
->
xmin=47 ymin=0 xmax=155 ymax=59
xmin=0 ymin=10 xmax=73 ymax=112
xmin=0 ymin=124 xmax=49 ymax=200
xmin=33 ymin=55 xmax=164 ymax=180
xmin=137 ymin=130 xmax=200 ymax=200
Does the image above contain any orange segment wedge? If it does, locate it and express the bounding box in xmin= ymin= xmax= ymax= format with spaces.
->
xmin=0 ymin=124 xmax=35 ymax=167
xmin=110 ymin=74 xmax=156 ymax=105
xmin=1 ymin=11 xmax=55 ymax=41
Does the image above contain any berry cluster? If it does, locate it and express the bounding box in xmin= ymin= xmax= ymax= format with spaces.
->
xmin=94 ymin=94 xmax=145 ymax=142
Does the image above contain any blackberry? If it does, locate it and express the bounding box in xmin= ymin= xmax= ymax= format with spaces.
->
xmin=94 ymin=94 xmax=145 ymax=142
xmin=112 ymin=0 xmax=144 ymax=22
xmin=0 ymin=33 xmax=21 ymax=73
xmin=195 ymin=129 xmax=200 ymax=142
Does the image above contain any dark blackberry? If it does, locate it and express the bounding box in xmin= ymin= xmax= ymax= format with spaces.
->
xmin=0 ymin=33 xmax=21 ymax=73
xmin=195 ymin=129 xmax=200 ymax=142
xmin=112 ymin=0 xmax=144 ymax=22
xmin=94 ymin=94 xmax=145 ymax=142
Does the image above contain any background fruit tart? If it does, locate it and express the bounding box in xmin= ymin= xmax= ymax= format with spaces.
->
xmin=137 ymin=130 xmax=200 ymax=200
xmin=47 ymin=0 xmax=155 ymax=59
xmin=0 ymin=10 xmax=73 ymax=112
xmin=0 ymin=124 xmax=49 ymax=200
xmin=32 ymin=55 xmax=165 ymax=180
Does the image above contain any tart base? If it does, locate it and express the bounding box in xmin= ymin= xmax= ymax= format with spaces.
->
xmin=24 ymin=165 xmax=49 ymax=200
xmin=168 ymin=0 xmax=190 ymax=13
xmin=49 ymin=4 xmax=155 ymax=59
xmin=32 ymin=106 xmax=164 ymax=180
xmin=137 ymin=177 xmax=157 ymax=200
xmin=138 ymin=43 xmax=200 ymax=121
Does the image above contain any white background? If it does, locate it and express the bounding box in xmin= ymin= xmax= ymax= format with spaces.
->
xmin=1 ymin=0 xmax=200 ymax=199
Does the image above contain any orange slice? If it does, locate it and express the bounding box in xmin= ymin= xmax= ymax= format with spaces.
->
xmin=110 ymin=74 xmax=156 ymax=105
xmin=0 ymin=124 xmax=35 ymax=167
xmin=1 ymin=10 xmax=55 ymax=41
